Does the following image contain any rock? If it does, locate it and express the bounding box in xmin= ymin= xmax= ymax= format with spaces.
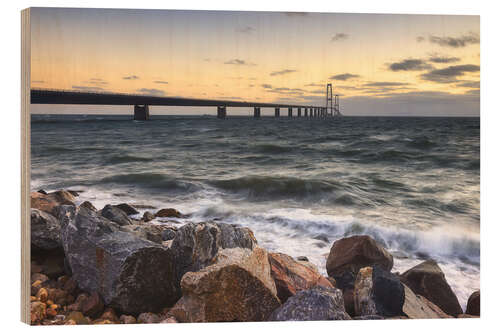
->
xmin=155 ymin=208 xmax=182 ymax=218
xmin=326 ymin=235 xmax=393 ymax=289
xmin=162 ymin=228 xmax=177 ymax=241
xmin=114 ymin=203 xmax=139 ymax=216
xmin=31 ymin=209 xmax=62 ymax=251
xmin=100 ymin=308 xmax=119 ymax=322
xmin=401 ymin=259 xmax=462 ymax=316
xmin=170 ymin=247 xmax=280 ymax=322
xmin=142 ymin=211 xmax=155 ymax=222
xmin=353 ymin=266 xmax=404 ymax=317
xmin=31 ymin=273 xmax=49 ymax=285
xmin=38 ymin=251 xmax=66 ymax=278
xmin=353 ymin=315 xmax=384 ymax=320
xmin=465 ymin=290 xmax=480 ymax=316
xmin=297 ymin=256 xmax=309 ymax=261
xmin=31 ymin=190 xmax=75 ymax=215
xmin=61 ymin=206 xmax=178 ymax=314
xmin=100 ymin=204 xmax=133 ymax=226
xmin=82 ymin=291 xmax=104 ymax=318
xmin=31 ymin=280 xmax=43 ymax=296
xmin=38 ymin=189 xmax=48 ymax=195
xmin=92 ymin=319 xmax=114 ymax=324
xmin=137 ymin=312 xmax=160 ymax=323
xmin=171 ymin=222 xmax=257 ymax=283
xmin=66 ymin=311 xmax=90 ymax=325
xmin=402 ymin=284 xmax=452 ymax=319
xmin=47 ymin=288 xmax=68 ymax=305
xmin=458 ymin=314 xmax=480 ymax=318
xmin=268 ymin=252 xmax=333 ymax=303
xmin=68 ymin=293 xmax=89 ymax=312
xmin=343 ymin=288 xmax=355 ymax=317
xmin=120 ymin=314 xmax=137 ymax=324
xmin=36 ymin=288 xmax=48 ymax=302
xmin=31 ymin=301 xmax=47 ymax=324
xmin=269 ymin=286 xmax=351 ymax=321
xmin=161 ymin=317 xmax=178 ymax=323
xmin=327 ymin=277 xmax=337 ymax=287
xmin=79 ymin=201 xmax=97 ymax=212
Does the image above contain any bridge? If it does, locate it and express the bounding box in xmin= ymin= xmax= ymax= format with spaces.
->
xmin=30 ymin=83 xmax=341 ymax=120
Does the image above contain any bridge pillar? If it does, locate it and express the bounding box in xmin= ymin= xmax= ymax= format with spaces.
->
xmin=304 ymin=108 xmax=308 ymax=117
xmin=217 ymin=106 xmax=227 ymax=119
xmin=134 ymin=104 xmax=150 ymax=120
xmin=254 ymin=107 xmax=261 ymax=118
xmin=275 ymin=107 xmax=280 ymax=117
xmin=314 ymin=108 xmax=317 ymax=117
xmin=288 ymin=107 xmax=293 ymax=117
xmin=297 ymin=107 xmax=302 ymax=117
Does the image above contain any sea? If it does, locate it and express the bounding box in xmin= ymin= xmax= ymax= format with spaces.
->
xmin=30 ymin=114 xmax=480 ymax=309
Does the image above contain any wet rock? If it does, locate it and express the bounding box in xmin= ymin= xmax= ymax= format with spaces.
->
xmin=142 ymin=211 xmax=155 ymax=222
xmin=61 ymin=206 xmax=178 ymax=314
xmin=31 ymin=190 xmax=76 ymax=215
xmin=401 ymin=259 xmax=462 ymax=316
xmin=326 ymin=235 xmax=393 ymax=289
xmin=170 ymin=247 xmax=280 ymax=322
xmin=137 ymin=312 xmax=160 ymax=323
xmin=268 ymin=252 xmax=333 ymax=303
xmin=402 ymin=284 xmax=452 ymax=319
xmin=82 ymin=291 xmax=105 ymax=318
xmin=120 ymin=314 xmax=137 ymax=324
xmin=353 ymin=266 xmax=404 ymax=317
xmin=31 ymin=209 xmax=62 ymax=251
xmin=79 ymin=201 xmax=97 ymax=212
xmin=114 ymin=203 xmax=139 ymax=216
xmin=269 ymin=286 xmax=351 ymax=321
xmin=100 ymin=204 xmax=133 ymax=226
xmin=172 ymin=222 xmax=257 ymax=283
xmin=465 ymin=290 xmax=480 ymax=316
xmin=156 ymin=208 xmax=182 ymax=218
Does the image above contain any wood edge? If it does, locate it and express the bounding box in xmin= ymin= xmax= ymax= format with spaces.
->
xmin=21 ymin=7 xmax=31 ymax=325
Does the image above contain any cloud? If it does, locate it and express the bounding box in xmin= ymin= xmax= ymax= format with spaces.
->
xmin=224 ymin=59 xmax=256 ymax=66
xmin=388 ymin=59 xmax=432 ymax=71
xmin=270 ymin=69 xmax=297 ymax=76
xmin=456 ymin=80 xmax=480 ymax=88
xmin=331 ymin=33 xmax=349 ymax=42
xmin=420 ymin=64 xmax=480 ymax=83
xmin=363 ymin=81 xmax=410 ymax=87
xmin=428 ymin=55 xmax=461 ymax=63
xmin=203 ymin=58 xmax=211 ymax=62
xmin=123 ymin=75 xmax=140 ymax=80
xmin=261 ymin=84 xmax=273 ymax=89
xmin=136 ymin=88 xmax=165 ymax=96
xmin=305 ymin=83 xmax=323 ymax=87
xmin=71 ymin=85 xmax=106 ymax=92
xmin=427 ymin=32 xmax=480 ymax=48
xmin=416 ymin=36 xmax=425 ymax=42
xmin=153 ymin=80 xmax=169 ymax=84
xmin=237 ymin=26 xmax=255 ymax=34
xmin=329 ymin=73 xmax=360 ymax=81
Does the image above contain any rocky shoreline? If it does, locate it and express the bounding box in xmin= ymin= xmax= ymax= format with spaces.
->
xmin=29 ymin=189 xmax=480 ymax=325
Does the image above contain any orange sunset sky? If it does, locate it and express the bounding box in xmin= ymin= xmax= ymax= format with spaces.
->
xmin=30 ymin=8 xmax=480 ymax=116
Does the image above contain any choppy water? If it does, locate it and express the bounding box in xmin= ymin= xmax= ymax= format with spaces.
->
xmin=31 ymin=114 xmax=480 ymax=308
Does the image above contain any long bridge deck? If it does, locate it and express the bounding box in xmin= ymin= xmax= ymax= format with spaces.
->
xmin=30 ymin=89 xmax=340 ymax=120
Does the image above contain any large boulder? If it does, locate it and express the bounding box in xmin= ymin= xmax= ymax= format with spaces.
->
xmin=402 ymin=284 xmax=452 ymax=319
xmin=31 ymin=190 xmax=76 ymax=215
xmin=120 ymin=224 xmax=177 ymax=244
xmin=269 ymin=286 xmax=351 ymax=321
xmin=171 ymin=222 xmax=257 ymax=283
xmin=100 ymin=204 xmax=133 ymax=226
xmin=170 ymin=247 xmax=280 ymax=322
xmin=113 ymin=203 xmax=139 ymax=216
xmin=465 ymin=290 xmax=480 ymax=316
xmin=61 ymin=206 xmax=178 ymax=314
xmin=31 ymin=209 xmax=62 ymax=251
xmin=326 ymin=235 xmax=393 ymax=290
xmin=155 ymin=208 xmax=182 ymax=218
xmin=401 ymin=260 xmax=462 ymax=316
xmin=353 ymin=266 xmax=404 ymax=317
xmin=268 ymin=252 xmax=333 ymax=303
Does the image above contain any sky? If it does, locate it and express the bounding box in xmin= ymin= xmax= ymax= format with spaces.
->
xmin=30 ymin=8 xmax=480 ymax=116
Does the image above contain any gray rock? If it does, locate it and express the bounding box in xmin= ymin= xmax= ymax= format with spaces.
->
xmin=61 ymin=206 xmax=178 ymax=314
xmin=142 ymin=211 xmax=155 ymax=222
xmin=114 ymin=203 xmax=139 ymax=216
xmin=31 ymin=209 xmax=62 ymax=250
xmin=162 ymin=228 xmax=177 ymax=241
xmin=172 ymin=222 xmax=257 ymax=282
xmin=269 ymin=286 xmax=351 ymax=321
xmin=100 ymin=204 xmax=133 ymax=226
xmin=121 ymin=224 xmax=176 ymax=244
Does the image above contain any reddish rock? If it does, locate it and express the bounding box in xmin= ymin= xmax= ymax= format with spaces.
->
xmin=402 ymin=284 xmax=452 ymax=319
xmin=31 ymin=190 xmax=75 ymax=215
xmin=31 ymin=272 xmax=49 ymax=285
xmin=82 ymin=291 xmax=105 ymax=318
xmin=120 ymin=314 xmax=137 ymax=324
xmin=268 ymin=252 xmax=333 ymax=303
xmin=100 ymin=308 xmax=119 ymax=322
xmin=465 ymin=290 xmax=480 ymax=316
xmin=36 ymin=288 xmax=48 ymax=302
xmin=401 ymin=260 xmax=462 ymax=317
xmin=170 ymin=247 xmax=280 ymax=322
xmin=31 ymin=301 xmax=47 ymax=324
xmin=326 ymin=235 xmax=393 ymax=289
xmin=155 ymin=208 xmax=182 ymax=218
xmin=65 ymin=311 xmax=90 ymax=325
xmin=47 ymin=288 xmax=68 ymax=305
xmin=31 ymin=280 xmax=43 ymax=296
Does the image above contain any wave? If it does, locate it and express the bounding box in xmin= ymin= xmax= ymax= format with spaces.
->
xmin=252 ymin=144 xmax=294 ymax=154
xmin=208 ymin=176 xmax=341 ymax=200
xmin=106 ymin=154 xmax=154 ymax=164
xmin=98 ymin=173 xmax=200 ymax=193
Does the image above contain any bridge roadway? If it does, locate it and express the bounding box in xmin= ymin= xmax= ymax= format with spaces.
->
xmin=30 ymin=89 xmax=335 ymax=120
